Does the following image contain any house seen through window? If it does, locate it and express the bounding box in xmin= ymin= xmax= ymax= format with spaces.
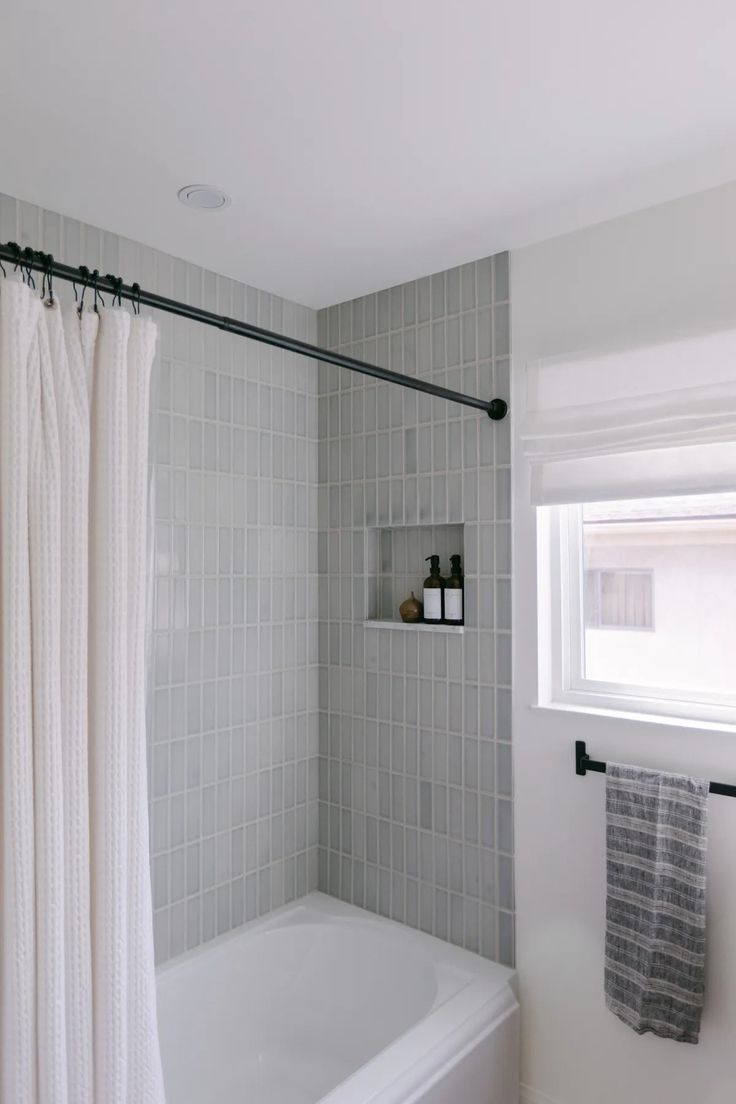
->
xmin=584 ymin=568 xmax=653 ymax=631
xmin=580 ymin=494 xmax=736 ymax=696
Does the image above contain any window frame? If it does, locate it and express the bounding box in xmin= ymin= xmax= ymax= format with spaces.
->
xmin=543 ymin=502 xmax=736 ymax=727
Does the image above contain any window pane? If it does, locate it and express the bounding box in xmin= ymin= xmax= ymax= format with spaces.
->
xmin=582 ymin=493 xmax=736 ymax=694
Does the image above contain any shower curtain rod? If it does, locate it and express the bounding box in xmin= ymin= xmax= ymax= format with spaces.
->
xmin=0 ymin=242 xmax=508 ymax=421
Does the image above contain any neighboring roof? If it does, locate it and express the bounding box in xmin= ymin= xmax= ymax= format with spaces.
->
xmin=584 ymin=493 xmax=736 ymax=523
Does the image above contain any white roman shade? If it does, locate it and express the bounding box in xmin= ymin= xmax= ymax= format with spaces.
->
xmin=521 ymin=328 xmax=736 ymax=504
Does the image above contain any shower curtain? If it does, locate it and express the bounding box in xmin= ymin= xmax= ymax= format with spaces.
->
xmin=0 ymin=279 xmax=165 ymax=1103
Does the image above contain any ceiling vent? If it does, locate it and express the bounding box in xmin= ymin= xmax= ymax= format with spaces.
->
xmin=177 ymin=185 xmax=231 ymax=211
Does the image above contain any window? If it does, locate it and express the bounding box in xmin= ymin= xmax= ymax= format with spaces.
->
xmin=543 ymin=492 xmax=736 ymax=724
xmin=521 ymin=328 xmax=736 ymax=724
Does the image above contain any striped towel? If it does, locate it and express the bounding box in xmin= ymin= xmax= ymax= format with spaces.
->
xmin=605 ymin=763 xmax=709 ymax=1044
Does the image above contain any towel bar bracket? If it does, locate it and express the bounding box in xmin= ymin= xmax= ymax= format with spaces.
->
xmin=574 ymin=740 xmax=736 ymax=797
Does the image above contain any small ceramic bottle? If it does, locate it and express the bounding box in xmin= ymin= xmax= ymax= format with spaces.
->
xmin=423 ymin=555 xmax=445 ymax=624
xmin=444 ymin=554 xmax=464 ymax=625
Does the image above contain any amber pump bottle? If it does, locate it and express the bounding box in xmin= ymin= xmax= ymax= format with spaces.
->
xmin=423 ymin=555 xmax=445 ymax=623
xmin=444 ymin=554 xmax=464 ymax=625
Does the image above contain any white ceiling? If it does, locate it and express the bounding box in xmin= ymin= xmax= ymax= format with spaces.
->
xmin=3 ymin=1 xmax=736 ymax=308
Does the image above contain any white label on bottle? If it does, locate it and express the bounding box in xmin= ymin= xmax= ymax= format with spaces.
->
xmin=444 ymin=589 xmax=463 ymax=622
xmin=423 ymin=588 xmax=442 ymax=621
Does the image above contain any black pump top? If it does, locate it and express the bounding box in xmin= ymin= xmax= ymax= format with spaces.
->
xmin=450 ymin=554 xmax=463 ymax=576
xmin=425 ymin=554 xmax=440 ymax=575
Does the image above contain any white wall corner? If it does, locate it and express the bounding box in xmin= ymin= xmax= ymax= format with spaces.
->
xmin=520 ymin=1084 xmax=563 ymax=1104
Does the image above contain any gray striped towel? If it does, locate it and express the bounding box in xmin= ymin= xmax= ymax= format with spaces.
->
xmin=605 ymin=763 xmax=709 ymax=1044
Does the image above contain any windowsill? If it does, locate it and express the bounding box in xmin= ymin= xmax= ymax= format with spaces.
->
xmin=531 ymin=699 xmax=736 ymax=735
xmin=363 ymin=619 xmax=465 ymax=634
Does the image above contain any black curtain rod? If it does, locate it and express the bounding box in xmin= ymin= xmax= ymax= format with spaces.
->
xmin=575 ymin=740 xmax=736 ymax=798
xmin=0 ymin=242 xmax=508 ymax=421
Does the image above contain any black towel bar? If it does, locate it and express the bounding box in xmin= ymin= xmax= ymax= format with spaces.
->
xmin=575 ymin=741 xmax=736 ymax=798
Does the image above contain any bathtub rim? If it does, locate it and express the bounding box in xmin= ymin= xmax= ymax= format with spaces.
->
xmin=156 ymin=890 xmax=516 ymax=991
xmin=156 ymin=891 xmax=519 ymax=1104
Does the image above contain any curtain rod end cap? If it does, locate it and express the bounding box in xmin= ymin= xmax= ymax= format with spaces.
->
xmin=487 ymin=398 xmax=508 ymax=421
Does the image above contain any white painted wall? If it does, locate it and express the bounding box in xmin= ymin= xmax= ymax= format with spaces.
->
xmin=512 ymin=182 xmax=736 ymax=1104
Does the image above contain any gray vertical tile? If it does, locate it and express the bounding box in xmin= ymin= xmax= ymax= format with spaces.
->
xmin=13 ymin=183 xmax=512 ymax=970
xmin=316 ymin=249 xmax=513 ymax=965
xmin=8 ymin=184 xmax=326 ymax=965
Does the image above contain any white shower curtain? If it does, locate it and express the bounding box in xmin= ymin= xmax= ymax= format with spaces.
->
xmin=0 ymin=279 xmax=165 ymax=1103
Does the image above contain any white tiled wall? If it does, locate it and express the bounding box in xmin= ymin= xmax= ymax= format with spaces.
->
xmin=316 ymin=256 xmax=514 ymax=964
xmin=0 ymin=192 xmax=321 ymax=964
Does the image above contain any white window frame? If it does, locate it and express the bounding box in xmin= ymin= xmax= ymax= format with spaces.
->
xmin=542 ymin=503 xmax=736 ymax=727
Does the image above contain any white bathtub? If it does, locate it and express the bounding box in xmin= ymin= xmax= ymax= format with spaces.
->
xmin=157 ymin=892 xmax=519 ymax=1104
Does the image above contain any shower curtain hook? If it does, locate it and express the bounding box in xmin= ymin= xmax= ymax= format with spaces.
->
xmin=42 ymin=253 xmax=55 ymax=306
xmin=131 ymin=282 xmax=141 ymax=316
xmin=77 ymin=265 xmax=90 ymax=315
xmin=14 ymin=245 xmax=26 ymax=283
xmin=47 ymin=254 xmax=55 ymax=305
xmin=21 ymin=248 xmax=35 ymax=289
xmin=91 ymin=269 xmax=105 ymax=313
xmin=7 ymin=241 xmax=22 ymax=274
xmin=106 ymin=273 xmax=123 ymax=307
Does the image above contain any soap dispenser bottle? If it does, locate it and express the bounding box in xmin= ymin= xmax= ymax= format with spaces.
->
xmin=444 ymin=554 xmax=464 ymax=625
xmin=423 ymin=555 xmax=445 ymax=624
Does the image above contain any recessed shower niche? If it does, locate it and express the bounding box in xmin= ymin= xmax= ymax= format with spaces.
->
xmin=364 ymin=523 xmax=465 ymax=631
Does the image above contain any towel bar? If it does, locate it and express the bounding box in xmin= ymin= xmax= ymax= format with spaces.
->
xmin=574 ymin=741 xmax=736 ymax=798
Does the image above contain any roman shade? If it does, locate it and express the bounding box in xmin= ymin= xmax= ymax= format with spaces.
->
xmin=520 ymin=328 xmax=736 ymax=504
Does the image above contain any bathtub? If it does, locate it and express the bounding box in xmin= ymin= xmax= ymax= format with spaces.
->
xmin=157 ymin=892 xmax=519 ymax=1104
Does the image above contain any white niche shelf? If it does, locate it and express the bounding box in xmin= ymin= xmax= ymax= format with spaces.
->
xmin=362 ymin=523 xmax=465 ymax=633
xmin=363 ymin=619 xmax=464 ymax=634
